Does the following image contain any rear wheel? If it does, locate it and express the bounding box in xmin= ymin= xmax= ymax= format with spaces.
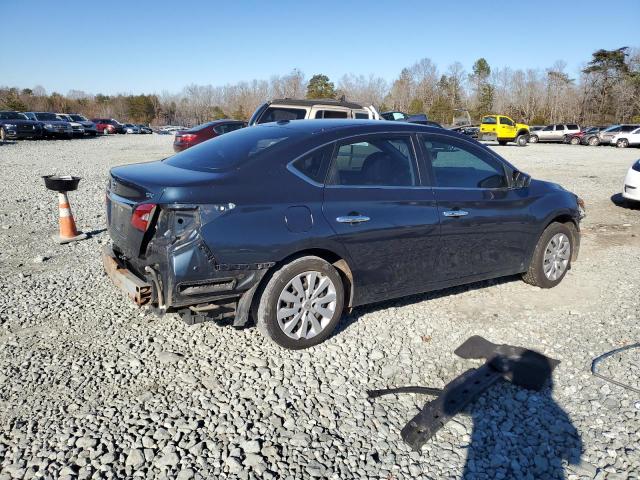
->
xmin=522 ymin=222 xmax=573 ymax=288
xmin=529 ymin=134 xmax=539 ymax=143
xmin=256 ymin=256 xmax=344 ymax=349
xmin=516 ymin=134 xmax=528 ymax=147
xmin=616 ymin=138 xmax=629 ymax=148
xmin=570 ymin=137 xmax=580 ymax=145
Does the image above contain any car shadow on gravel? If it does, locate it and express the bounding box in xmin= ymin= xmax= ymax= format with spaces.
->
xmin=461 ymin=379 xmax=582 ymax=479
xmin=611 ymin=193 xmax=640 ymax=210
xmin=334 ymin=275 xmax=520 ymax=336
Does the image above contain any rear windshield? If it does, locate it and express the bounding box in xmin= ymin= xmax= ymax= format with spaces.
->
xmin=0 ymin=112 xmax=28 ymax=120
xmin=258 ymin=107 xmax=307 ymax=124
xmin=166 ymin=125 xmax=304 ymax=171
xmin=481 ymin=116 xmax=497 ymax=124
xmin=35 ymin=112 xmax=59 ymax=121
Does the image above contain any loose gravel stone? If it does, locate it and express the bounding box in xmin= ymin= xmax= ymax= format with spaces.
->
xmin=1 ymin=137 xmax=639 ymax=478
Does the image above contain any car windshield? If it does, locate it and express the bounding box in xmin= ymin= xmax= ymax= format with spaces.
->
xmin=36 ymin=112 xmax=60 ymax=121
xmin=70 ymin=115 xmax=87 ymax=121
xmin=166 ymin=125 xmax=305 ymax=172
xmin=0 ymin=112 xmax=28 ymax=120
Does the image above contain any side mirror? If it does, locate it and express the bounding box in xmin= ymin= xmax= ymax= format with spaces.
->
xmin=513 ymin=171 xmax=531 ymax=189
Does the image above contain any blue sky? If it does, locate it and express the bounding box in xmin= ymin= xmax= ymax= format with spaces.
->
xmin=3 ymin=0 xmax=639 ymax=95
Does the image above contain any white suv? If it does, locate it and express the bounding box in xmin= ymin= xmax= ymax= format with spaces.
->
xmin=248 ymin=99 xmax=380 ymax=126
xmin=529 ymin=123 xmax=581 ymax=143
xmin=611 ymin=126 xmax=640 ymax=148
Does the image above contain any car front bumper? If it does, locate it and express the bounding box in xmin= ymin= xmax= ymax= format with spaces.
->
xmin=622 ymin=167 xmax=640 ymax=201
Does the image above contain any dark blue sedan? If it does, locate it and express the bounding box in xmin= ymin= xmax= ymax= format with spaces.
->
xmin=103 ymin=120 xmax=584 ymax=349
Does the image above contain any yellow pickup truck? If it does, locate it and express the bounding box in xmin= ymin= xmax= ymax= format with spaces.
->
xmin=479 ymin=115 xmax=530 ymax=146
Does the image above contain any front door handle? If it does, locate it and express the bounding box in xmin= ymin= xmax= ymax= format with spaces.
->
xmin=336 ymin=215 xmax=370 ymax=224
xmin=443 ymin=210 xmax=469 ymax=218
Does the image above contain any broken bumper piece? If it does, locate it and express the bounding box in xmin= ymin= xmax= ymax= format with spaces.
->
xmin=101 ymin=244 xmax=152 ymax=306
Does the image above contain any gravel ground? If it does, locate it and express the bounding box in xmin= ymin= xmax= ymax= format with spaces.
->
xmin=0 ymin=135 xmax=639 ymax=479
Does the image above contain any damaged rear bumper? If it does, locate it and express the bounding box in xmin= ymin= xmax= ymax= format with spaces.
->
xmin=101 ymin=244 xmax=153 ymax=306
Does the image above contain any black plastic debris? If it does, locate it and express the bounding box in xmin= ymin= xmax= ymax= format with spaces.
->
xmin=368 ymin=336 xmax=559 ymax=451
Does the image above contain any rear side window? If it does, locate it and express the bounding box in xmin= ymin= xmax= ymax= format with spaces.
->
xmin=567 ymin=124 xmax=579 ymax=130
xmin=314 ymin=110 xmax=349 ymax=119
xmin=289 ymin=146 xmax=331 ymax=184
xmin=481 ymin=116 xmax=497 ymax=124
xmin=327 ymin=136 xmax=417 ymax=187
xmin=258 ymin=107 xmax=307 ymax=124
xmin=354 ymin=112 xmax=369 ymax=119
xmin=422 ymin=135 xmax=507 ymax=189
xmin=166 ymin=125 xmax=303 ymax=171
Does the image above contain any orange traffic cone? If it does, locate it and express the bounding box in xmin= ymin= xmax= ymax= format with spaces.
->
xmin=53 ymin=192 xmax=87 ymax=244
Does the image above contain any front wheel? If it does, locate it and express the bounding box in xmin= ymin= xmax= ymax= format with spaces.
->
xmin=256 ymin=256 xmax=344 ymax=349
xmin=522 ymin=222 xmax=574 ymax=288
xmin=616 ymin=138 xmax=629 ymax=148
xmin=516 ymin=134 xmax=528 ymax=147
xmin=570 ymin=137 xmax=580 ymax=145
xmin=529 ymin=134 xmax=539 ymax=144
xmin=588 ymin=136 xmax=599 ymax=146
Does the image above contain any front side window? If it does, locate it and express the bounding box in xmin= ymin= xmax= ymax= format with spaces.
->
xmin=542 ymin=125 xmax=553 ymax=131
xmin=258 ymin=107 xmax=307 ymax=124
xmin=327 ymin=136 xmax=417 ymax=187
xmin=422 ymin=135 xmax=507 ymax=189
xmin=499 ymin=117 xmax=514 ymax=126
xmin=555 ymin=124 xmax=565 ymax=130
xmin=622 ymin=125 xmax=638 ymax=132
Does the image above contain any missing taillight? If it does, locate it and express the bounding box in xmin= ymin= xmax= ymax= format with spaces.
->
xmin=131 ymin=203 xmax=156 ymax=231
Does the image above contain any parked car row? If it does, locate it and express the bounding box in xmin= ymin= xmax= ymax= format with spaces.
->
xmin=0 ymin=110 xmax=154 ymax=142
xmin=531 ymin=123 xmax=640 ymax=148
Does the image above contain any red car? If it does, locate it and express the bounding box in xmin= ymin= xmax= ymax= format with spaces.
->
xmin=564 ymin=126 xmax=605 ymax=145
xmin=91 ymin=118 xmax=125 ymax=135
xmin=173 ymin=120 xmax=246 ymax=152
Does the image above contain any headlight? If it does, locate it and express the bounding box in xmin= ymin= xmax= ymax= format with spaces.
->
xmin=4 ymin=123 xmax=17 ymax=128
xmin=44 ymin=123 xmax=53 ymax=128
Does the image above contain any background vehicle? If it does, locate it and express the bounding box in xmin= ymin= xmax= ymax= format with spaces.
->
xmin=123 ymin=123 xmax=141 ymax=134
xmin=0 ymin=111 xmax=43 ymax=142
xmin=248 ymin=98 xmax=380 ymax=125
xmin=92 ymin=118 xmax=125 ymax=135
xmin=24 ymin=112 xmax=73 ymax=139
xmin=622 ymin=159 xmax=640 ymax=204
xmin=611 ymin=126 xmax=640 ymax=148
xmin=137 ymin=124 xmax=153 ymax=134
xmin=588 ymin=125 xmax=639 ymax=146
xmin=104 ymin=120 xmax=583 ymax=349
xmin=56 ymin=114 xmax=85 ymax=137
xmin=173 ymin=119 xmax=246 ymax=152
xmin=565 ymin=126 xmax=604 ymax=145
xmin=528 ymin=124 xmax=580 ymax=143
xmin=381 ymin=111 xmax=410 ymax=121
xmin=479 ymin=115 xmax=530 ymax=146
xmin=68 ymin=114 xmax=98 ymax=136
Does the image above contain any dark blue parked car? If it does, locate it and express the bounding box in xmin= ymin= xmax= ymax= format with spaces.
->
xmin=103 ymin=120 xmax=584 ymax=349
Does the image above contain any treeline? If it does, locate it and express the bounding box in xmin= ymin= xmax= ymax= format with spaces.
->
xmin=1 ymin=47 xmax=638 ymax=127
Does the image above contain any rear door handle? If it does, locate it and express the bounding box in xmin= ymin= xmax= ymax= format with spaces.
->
xmin=336 ymin=215 xmax=370 ymax=224
xmin=443 ymin=210 xmax=469 ymax=218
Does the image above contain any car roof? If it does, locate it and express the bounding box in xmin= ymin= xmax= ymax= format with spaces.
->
xmin=255 ymin=119 xmax=451 ymax=136
xmin=268 ymin=98 xmax=365 ymax=109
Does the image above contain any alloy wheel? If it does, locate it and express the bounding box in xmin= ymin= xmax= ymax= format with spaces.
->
xmin=276 ymin=271 xmax=337 ymax=340
xmin=543 ymin=233 xmax=571 ymax=281
xmin=617 ymin=139 xmax=629 ymax=148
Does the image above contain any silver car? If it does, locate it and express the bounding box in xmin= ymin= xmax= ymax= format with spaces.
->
xmin=529 ymin=124 xmax=581 ymax=143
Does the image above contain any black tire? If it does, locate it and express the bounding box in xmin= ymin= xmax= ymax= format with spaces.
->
xmin=256 ymin=256 xmax=344 ymax=349
xmin=570 ymin=137 xmax=580 ymax=145
xmin=588 ymin=136 xmax=600 ymax=146
xmin=498 ymin=140 xmax=508 ymax=146
xmin=516 ymin=134 xmax=528 ymax=147
xmin=529 ymin=134 xmax=539 ymax=144
xmin=616 ymin=138 xmax=629 ymax=148
xmin=562 ymin=135 xmax=569 ymax=143
xmin=522 ymin=222 xmax=574 ymax=288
